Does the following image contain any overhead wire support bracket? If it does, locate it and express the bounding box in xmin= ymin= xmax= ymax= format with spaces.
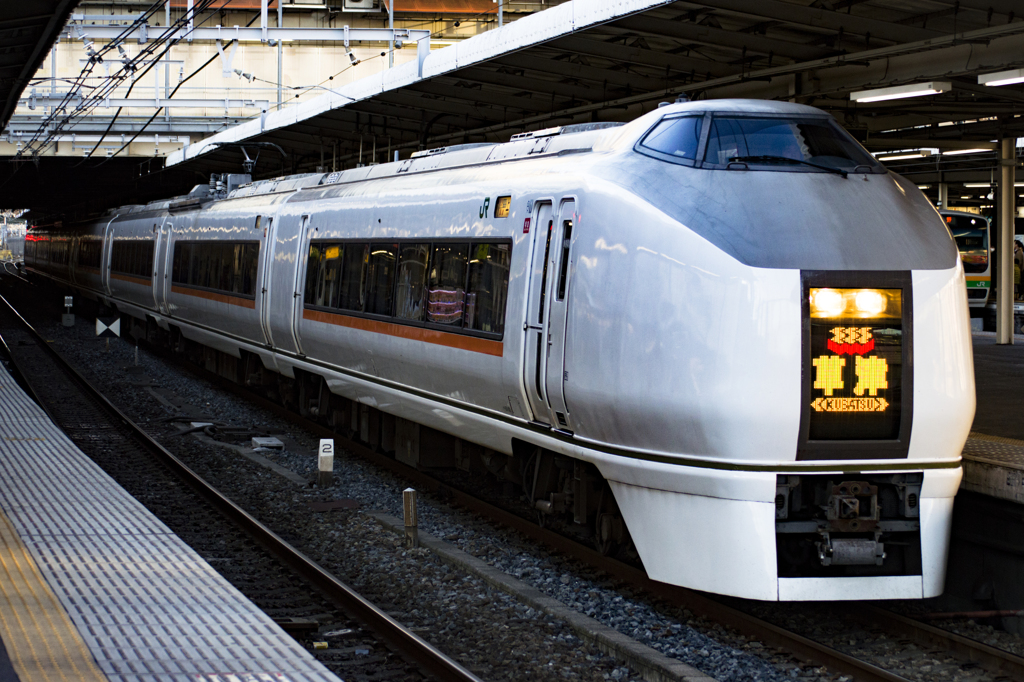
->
xmin=64 ymin=20 xmax=432 ymax=73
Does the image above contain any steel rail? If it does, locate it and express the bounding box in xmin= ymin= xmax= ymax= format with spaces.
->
xmin=853 ymin=605 xmax=1024 ymax=680
xmin=0 ymin=292 xmax=485 ymax=682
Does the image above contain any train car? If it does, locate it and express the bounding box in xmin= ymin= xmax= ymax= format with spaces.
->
xmin=24 ymin=99 xmax=973 ymax=601
xmin=939 ymin=210 xmax=990 ymax=312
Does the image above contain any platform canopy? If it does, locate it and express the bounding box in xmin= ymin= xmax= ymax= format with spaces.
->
xmin=8 ymin=0 xmax=1024 ymax=215
xmin=0 ymin=0 xmax=81 ymax=130
xmin=164 ymin=0 xmax=1024 ymax=179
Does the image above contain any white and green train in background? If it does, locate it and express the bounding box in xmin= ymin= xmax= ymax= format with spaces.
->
xmin=940 ymin=210 xmax=990 ymax=311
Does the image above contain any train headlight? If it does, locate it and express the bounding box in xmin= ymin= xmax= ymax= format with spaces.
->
xmin=810 ymin=288 xmax=901 ymax=319
xmin=810 ymin=288 xmax=844 ymax=317
xmin=854 ymin=289 xmax=887 ymax=316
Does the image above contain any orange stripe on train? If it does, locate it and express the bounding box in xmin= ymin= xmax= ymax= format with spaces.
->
xmin=171 ymin=285 xmax=256 ymax=309
xmin=303 ymin=308 xmax=503 ymax=356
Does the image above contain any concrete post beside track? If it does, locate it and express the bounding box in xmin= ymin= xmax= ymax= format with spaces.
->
xmin=403 ymin=488 xmax=419 ymax=548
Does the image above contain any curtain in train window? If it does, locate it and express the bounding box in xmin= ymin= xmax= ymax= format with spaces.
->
xmin=466 ymin=242 xmax=511 ymax=334
xmin=196 ymin=244 xmax=211 ymax=288
xmin=365 ymin=244 xmax=397 ymax=316
xmin=241 ymin=243 xmax=259 ymax=296
xmin=338 ymin=243 xmax=368 ymax=312
xmin=427 ymin=243 xmax=469 ymax=327
xmin=220 ymin=244 xmax=235 ymax=291
xmin=228 ymin=244 xmax=244 ymax=293
xmin=305 ymin=242 xmax=325 ymax=304
xmin=172 ymin=243 xmax=189 ymax=284
xmin=320 ymin=244 xmax=344 ymax=308
xmin=395 ymin=243 xmax=430 ymax=321
xmin=141 ymin=241 xmax=154 ymax=277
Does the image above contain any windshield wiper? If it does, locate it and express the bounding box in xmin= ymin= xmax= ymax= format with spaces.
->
xmin=728 ymin=155 xmax=848 ymax=178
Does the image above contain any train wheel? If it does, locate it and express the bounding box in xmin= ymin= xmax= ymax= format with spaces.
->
xmin=594 ymin=484 xmax=625 ymax=556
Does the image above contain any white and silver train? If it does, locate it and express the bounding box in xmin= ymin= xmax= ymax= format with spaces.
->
xmin=26 ymin=100 xmax=973 ymax=601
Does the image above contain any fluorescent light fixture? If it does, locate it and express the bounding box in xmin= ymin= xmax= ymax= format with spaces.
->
xmin=960 ymin=195 xmax=973 ymax=199
xmin=851 ymin=81 xmax=952 ymax=103
xmin=917 ymin=185 xmax=931 ymax=189
xmin=942 ymin=148 xmax=991 ymax=155
xmin=979 ymin=68 xmax=1024 ymax=87
xmin=877 ymin=151 xmax=932 ymax=161
xmin=964 ymin=182 xmax=1024 ymax=187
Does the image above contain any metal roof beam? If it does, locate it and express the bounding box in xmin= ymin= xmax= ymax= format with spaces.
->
xmin=862 ymin=138 xmax=999 ymax=150
xmin=612 ymin=14 xmax=834 ymax=61
xmin=372 ymin=91 xmax=511 ymax=119
xmin=407 ymin=81 xmax=551 ymax=113
xmin=546 ymin=35 xmax=734 ymax=78
xmin=488 ymin=53 xmax=672 ymax=92
xmin=688 ymin=0 xmax=939 ymax=44
xmin=449 ymin=67 xmax=599 ymax=102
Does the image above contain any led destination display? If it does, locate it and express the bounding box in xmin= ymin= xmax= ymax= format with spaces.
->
xmin=808 ymin=288 xmax=902 ymax=440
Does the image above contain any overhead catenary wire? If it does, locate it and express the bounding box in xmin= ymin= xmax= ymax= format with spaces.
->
xmin=17 ymin=0 xmax=170 ymax=156
xmin=86 ymin=0 xmax=249 ymax=160
xmin=20 ymin=0 xmax=222 ymax=159
xmin=98 ymin=50 xmax=224 ymax=163
xmin=78 ymin=0 xmax=226 ymax=159
xmin=97 ymin=5 xmax=280 ymax=163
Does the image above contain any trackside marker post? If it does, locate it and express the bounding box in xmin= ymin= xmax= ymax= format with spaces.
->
xmin=403 ymin=488 xmax=419 ymax=548
xmin=96 ymin=315 xmax=120 ymax=352
xmin=62 ymin=296 xmax=74 ymax=327
xmin=317 ymin=438 xmax=334 ymax=487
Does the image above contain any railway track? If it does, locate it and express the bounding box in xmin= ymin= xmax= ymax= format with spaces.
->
xmin=147 ymin=349 xmax=1024 ymax=682
xmin=116 ymin=335 xmax=1024 ymax=682
xmin=5 ymin=276 xmax=1024 ymax=682
xmin=0 ymin=291 xmax=484 ymax=682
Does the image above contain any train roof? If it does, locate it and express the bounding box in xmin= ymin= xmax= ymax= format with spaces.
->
xmin=99 ymin=99 xmax=844 ymax=217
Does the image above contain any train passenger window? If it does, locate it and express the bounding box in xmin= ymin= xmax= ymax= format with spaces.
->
xmin=365 ymin=244 xmax=397 ymax=316
xmin=171 ymin=241 xmax=259 ymax=296
xmin=427 ymin=243 xmax=469 ymax=327
xmin=466 ymin=242 xmax=511 ymax=334
xmin=241 ymin=243 xmax=259 ymax=296
xmin=338 ymin=243 xmax=368 ymax=312
xmin=229 ymin=244 xmax=244 ymax=293
xmin=556 ymin=220 xmax=573 ymax=300
xmin=305 ymin=242 xmax=323 ymax=304
xmin=306 ymin=242 xmax=344 ymax=308
xmin=172 ymin=242 xmax=190 ymax=284
xmin=639 ymin=116 xmax=703 ymax=160
xmin=78 ymin=240 xmax=102 ymax=269
xmin=111 ymin=240 xmax=154 ymax=278
xmin=395 ymin=244 xmax=430 ymax=321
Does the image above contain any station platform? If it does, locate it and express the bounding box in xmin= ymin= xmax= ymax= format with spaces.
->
xmin=0 ymin=363 xmax=340 ymax=680
xmin=961 ymin=332 xmax=1024 ymax=505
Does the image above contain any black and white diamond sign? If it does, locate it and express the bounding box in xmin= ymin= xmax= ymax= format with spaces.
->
xmin=95 ymin=316 xmax=120 ymax=338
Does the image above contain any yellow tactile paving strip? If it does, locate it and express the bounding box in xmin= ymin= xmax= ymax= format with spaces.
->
xmin=0 ymin=509 xmax=106 ymax=682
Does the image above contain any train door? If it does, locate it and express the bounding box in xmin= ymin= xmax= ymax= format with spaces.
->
xmin=101 ymin=217 xmax=117 ymax=296
xmin=523 ymin=201 xmax=555 ymax=425
xmin=153 ymin=219 xmax=171 ymax=312
xmin=289 ymin=215 xmax=313 ymax=356
xmin=544 ymin=199 xmax=575 ymax=430
xmin=258 ymin=216 xmax=277 ymax=347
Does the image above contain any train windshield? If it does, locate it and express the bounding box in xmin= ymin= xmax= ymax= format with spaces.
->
xmin=703 ymin=116 xmax=883 ymax=174
xmin=946 ymin=214 xmax=989 ymax=273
